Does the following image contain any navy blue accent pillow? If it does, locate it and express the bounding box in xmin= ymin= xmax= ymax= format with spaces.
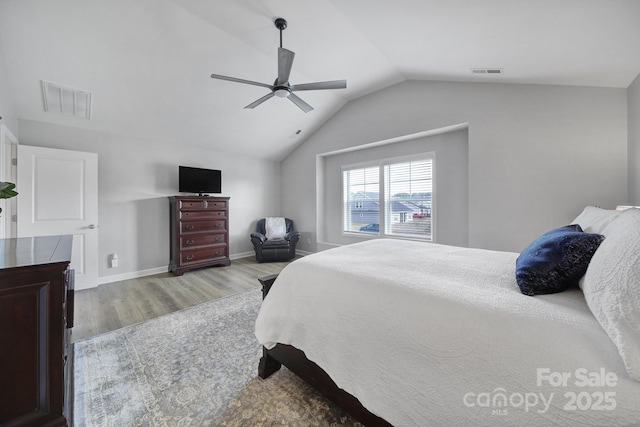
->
xmin=515 ymin=225 xmax=605 ymax=296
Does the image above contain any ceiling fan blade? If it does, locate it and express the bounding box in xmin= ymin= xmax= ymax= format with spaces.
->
xmin=244 ymin=92 xmax=275 ymax=109
xmin=211 ymin=73 xmax=273 ymax=90
xmin=288 ymin=92 xmax=314 ymax=113
xmin=290 ymin=80 xmax=347 ymax=91
xmin=277 ymin=48 xmax=295 ymax=85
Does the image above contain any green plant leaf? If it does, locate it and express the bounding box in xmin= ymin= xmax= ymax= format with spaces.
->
xmin=0 ymin=182 xmax=18 ymax=199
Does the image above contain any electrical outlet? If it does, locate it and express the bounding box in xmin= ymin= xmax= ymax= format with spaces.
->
xmin=110 ymin=253 xmax=118 ymax=268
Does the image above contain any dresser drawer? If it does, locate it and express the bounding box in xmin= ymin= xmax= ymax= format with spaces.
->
xmin=180 ymin=220 xmax=226 ymax=234
xmin=179 ymin=200 xmax=207 ymax=209
xmin=180 ymin=233 xmax=226 ymax=249
xmin=180 ymin=210 xmax=226 ymax=220
xmin=180 ymin=245 xmax=228 ymax=265
xmin=207 ymin=200 xmax=227 ymax=210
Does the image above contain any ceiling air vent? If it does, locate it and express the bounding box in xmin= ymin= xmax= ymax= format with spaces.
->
xmin=41 ymin=80 xmax=92 ymax=119
xmin=471 ymin=68 xmax=504 ymax=75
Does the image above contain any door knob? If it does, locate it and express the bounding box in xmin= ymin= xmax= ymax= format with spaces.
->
xmin=88 ymin=224 xmax=96 ymax=229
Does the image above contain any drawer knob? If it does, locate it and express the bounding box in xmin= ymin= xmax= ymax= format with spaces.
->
xmin=215 ymin=223 xmax=221 ymax=227
xmin=185 ymin=225 xmax=195 ymax=230
xmin=185 ymin=239 xmax=195 ymax=245
xmin=186 ymin=255 xmax=195 ymax=261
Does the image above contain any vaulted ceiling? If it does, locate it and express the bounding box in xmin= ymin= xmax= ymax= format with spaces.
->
xmin=1 ymin=0 xmax=639 ymax=161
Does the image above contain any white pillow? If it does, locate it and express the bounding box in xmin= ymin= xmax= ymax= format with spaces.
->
xmin=581 ymin=208 xmax=640 ymax=381
xmin=571 ymin=206 xmax=622 ymax=235
xmin=265 ymin=217 xmax=287 ymax=239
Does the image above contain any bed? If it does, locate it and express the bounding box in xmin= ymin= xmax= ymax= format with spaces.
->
xmin=254 ymin=207 xmax=640 ymax=426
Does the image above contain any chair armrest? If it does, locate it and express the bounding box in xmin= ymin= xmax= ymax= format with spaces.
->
xmin=251 ymin=232 xmax=267 ymax=244
xmin=285 ymin=231 xmax=300 ymax=241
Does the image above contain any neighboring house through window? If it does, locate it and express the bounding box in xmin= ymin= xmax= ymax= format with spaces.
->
xmin=343 ymin=153 xmax=434 ymax=240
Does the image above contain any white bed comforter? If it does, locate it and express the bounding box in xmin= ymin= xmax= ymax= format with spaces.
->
xmin=255 ymin=239 xmax=640 ymax=427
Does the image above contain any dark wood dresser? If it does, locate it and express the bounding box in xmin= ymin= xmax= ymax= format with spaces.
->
xmin=0 ymin=235 xmax=74 ymax=427
xmin=169 ymin=196 xmax=231 ymax=275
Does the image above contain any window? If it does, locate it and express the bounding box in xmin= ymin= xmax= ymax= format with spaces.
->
xmin=384 ymin=158 xmax=433 ymax=239
xmin=343 ymin=154 xmax=434 ymax=240
xmin=343 ymin=166 xmax=379 ymax=234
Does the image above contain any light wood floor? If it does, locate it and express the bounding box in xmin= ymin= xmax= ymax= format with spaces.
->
xmin=72 ymin=256 xmax=293 ymax=342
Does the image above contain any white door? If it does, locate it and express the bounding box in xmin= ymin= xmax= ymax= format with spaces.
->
xmin=0 ymin=124 xmax=18 ymax=238
xmin=17 ymin=145 xmax=98 ymax=289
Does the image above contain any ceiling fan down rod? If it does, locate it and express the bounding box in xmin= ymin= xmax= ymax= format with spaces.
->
xmin=275 ymin=17 xmax=287 ymax=48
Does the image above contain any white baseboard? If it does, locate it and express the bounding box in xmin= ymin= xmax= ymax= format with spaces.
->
xmin=97 ymin=266 xmax=168 ymax=286
xmin=95 ymin=250 xmax=312 ymax=288
xmin=230 ymin=251 xmax=254 ymax=260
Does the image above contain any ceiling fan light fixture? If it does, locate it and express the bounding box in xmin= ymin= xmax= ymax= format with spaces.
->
xmin=274 ymin=88 xmax=290 ymax=98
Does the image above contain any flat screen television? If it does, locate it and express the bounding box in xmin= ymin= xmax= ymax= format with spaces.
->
xmin=179 ymin=166 xmax=222 ymax=195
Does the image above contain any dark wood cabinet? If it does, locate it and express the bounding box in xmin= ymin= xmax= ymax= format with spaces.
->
xmin=0 ymin=235 xmax=74 ymax=427
xmin=169 ymin=196 xmax=230 ymax=275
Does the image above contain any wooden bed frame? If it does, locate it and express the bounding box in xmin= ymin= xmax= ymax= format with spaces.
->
xmin=257 ymin=274 xmax=393 ymax=427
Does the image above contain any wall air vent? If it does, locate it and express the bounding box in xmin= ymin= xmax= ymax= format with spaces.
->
xmin=471 ymin=68 xmax=504 ymax=75
xmin=41 ymin=80 xmax=92 ymax=119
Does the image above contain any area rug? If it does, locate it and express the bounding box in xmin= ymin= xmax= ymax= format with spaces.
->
xmin=73 ymin=289 xmax=362 ymax=426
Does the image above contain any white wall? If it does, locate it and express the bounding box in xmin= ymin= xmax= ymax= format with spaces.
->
xmin=282 ymin=80 xmax=628 ymax=253
xmin=0 ymin=32 xmax=18 ymax=136
xmin=18 ymin=119 xmax=281 ymax=282
xmin=0 ymin=35 xmax=19 ymax=239
xmin=629 ymin=73 xmax=640 ymax=204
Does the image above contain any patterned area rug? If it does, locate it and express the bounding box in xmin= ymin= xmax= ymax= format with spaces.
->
xmin=73 ymin=289 xmax=362 ymax=426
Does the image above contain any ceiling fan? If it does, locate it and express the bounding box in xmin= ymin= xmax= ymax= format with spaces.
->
xmin=210 ymin=17 xmax=346 ymax=113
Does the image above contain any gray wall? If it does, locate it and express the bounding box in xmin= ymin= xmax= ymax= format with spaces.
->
xmin=323 ymin=128 xmax=468 ymax=247
xmin=282 ymin=80 xmax=628 ymax=253
xmin=629 ymin=73 xmax=640 ymax=204
xmin=18 ymin=119 xmax=282 ymax=282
